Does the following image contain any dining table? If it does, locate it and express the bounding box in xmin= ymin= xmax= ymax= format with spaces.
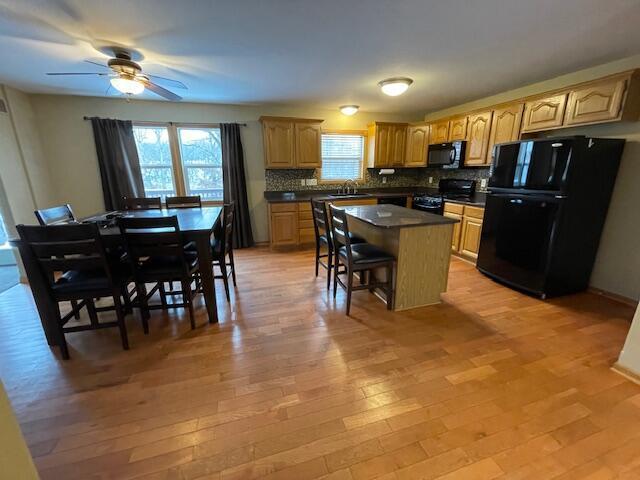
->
xmin=12 ymin=206 xmax=223 ymax=346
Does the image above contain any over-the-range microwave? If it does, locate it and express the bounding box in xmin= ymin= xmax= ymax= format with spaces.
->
xmin=427 ymin=141 xmax=466 ymax=169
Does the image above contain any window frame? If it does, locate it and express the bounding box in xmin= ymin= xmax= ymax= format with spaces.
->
xmin=133 ymin=122 xmax=223 ymax=205
xmin=319 ymin=129 xmax=368 ymax=184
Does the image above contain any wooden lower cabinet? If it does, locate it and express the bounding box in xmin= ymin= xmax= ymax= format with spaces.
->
xmin=444 ymin=202 xmax=485 ymax=262
xmin=269 ymin=204 xmax=298 ymax=247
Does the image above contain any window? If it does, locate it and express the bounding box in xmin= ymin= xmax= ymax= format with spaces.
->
xmin=320 ymin=132 xmax=365 ymax=182
xmin=133 ymin=124 xmax=223 ymax=202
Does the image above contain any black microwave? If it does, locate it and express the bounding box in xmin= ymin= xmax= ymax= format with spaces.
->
xmin=427 ymin=141 xmax=466 ymax=169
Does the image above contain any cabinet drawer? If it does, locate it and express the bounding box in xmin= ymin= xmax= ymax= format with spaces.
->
xmin=298 ymin=202 xmax=312 ymax=211
xmin=298 ymin=211 xmax=313 ymax=221
xmin=298 ymin=227 xmax=315 ymax=244
xmin=463 ymin=205 xmax=484 ymax=219
xmin=298 ymin=219 xmax=314 ymax=229
xmin=270 ymin=203 xmax=298 ymax=213
xmin=443 ymin=202 xmax=464 ymax=215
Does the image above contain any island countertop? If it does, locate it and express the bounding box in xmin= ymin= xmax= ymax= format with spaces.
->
xmin=342 ymin=204 xmax=459 ymax=229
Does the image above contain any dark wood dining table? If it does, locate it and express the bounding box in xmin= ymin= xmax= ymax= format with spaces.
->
xmin=12 ymin=206 xmax=223 ymax=346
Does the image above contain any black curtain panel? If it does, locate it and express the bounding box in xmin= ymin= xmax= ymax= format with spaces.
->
xmin=221 ymin=123 xmax=254 ymax=248
xmin=90 ymin=117 xmax=145 ymax=211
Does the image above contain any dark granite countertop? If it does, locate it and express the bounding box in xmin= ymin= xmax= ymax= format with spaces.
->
xmin=343 ymin=204 xmax=459 ymax=229
xmin=263 ymin=187 xmax=486 ymax=207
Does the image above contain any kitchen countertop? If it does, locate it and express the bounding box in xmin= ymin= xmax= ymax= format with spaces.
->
xmin=342 ymin=204 xmax=459 ymax=229
xmin=263 ymin=187 xmax=486 ymax=207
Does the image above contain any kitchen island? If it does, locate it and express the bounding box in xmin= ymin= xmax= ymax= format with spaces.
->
xmin=342 ymin=204 xmax=458 ymax=311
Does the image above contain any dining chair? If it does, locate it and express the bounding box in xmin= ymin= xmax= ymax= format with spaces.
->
xmin=122 ymin=196 xmax=162 ymax=210
xmin=118 ymin=216 xmax=200 ymax=332
xmin=213 ymin=202 xmax=237 ymax=301
xmin=311 ymin=199 xmax=365 ymax=290
xmin=329 ymin=205 xmax=395 ymax=316
xmin=16 ymin=223 xmax=130 ymax=360
xmin=34 ymin=204 xmax=77 ymax=226
xmin=166 ymin=195 xmax=202 ymax=209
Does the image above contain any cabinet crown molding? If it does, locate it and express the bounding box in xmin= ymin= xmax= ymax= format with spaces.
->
xmin=260 ymin=116 xmax=324 ymax=123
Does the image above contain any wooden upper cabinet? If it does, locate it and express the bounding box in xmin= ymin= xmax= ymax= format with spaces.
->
xmin=294 ymin=122 xmax=322 ymax=168
xmin=367 ymin=122 xmax=407 ymax=168
xmin=565 ymin=76 xmax=628 ymax=126
xmin=430 ymin=121 xmax=450 ymax=144
xmin=405 ymin=124 xmax=429 ymax=167
xmin=390 ymin=125 xmax=407 ymax=166
xmin=448 ymin=116 xmax=468 ymax=141
xmin=521 ymin=94 xmax=567 ymax=133
xmin=487 ymin=103 xmax=524 ymax=162
xmin=464 ymin=111 xmax=493 ymax=166
xmin=262 ymin=119 xmax=295 ymax=168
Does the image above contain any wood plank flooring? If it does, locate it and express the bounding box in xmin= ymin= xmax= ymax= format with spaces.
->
xmin=0 ymin=247 xmax=638 ymax=479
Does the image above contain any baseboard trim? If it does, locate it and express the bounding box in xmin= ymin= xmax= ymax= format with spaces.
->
xmin=588 ymin=287 xmax=638 ymax=307
xmin=612 ymin=363 xmax=640 ymax=386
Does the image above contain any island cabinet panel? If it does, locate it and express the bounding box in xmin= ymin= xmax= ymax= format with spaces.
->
xmin=405 ymin=124 xmax=430 ymax=167
xmin=465 ymin=111 xmax=493 ymax=166
xmin=430 ymin=121 xmax=450 ymax=144
xmin=263 ymin=120 xmax=295 ymax=168
xmin=488 ymin=103 xmax=523 ymax=163
xmin=448 ymin=116 xmax=468 ymax=141
xmin=565 ymin=77 xmax=628 ymax=126
xmin=521 ymin=94 xmax=568 ymax=133
xmin=295 ymin=123 xmax=322 ymax=168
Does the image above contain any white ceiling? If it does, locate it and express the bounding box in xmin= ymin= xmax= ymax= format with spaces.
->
xmin=1 ymin=0 xmax=640 ymax=113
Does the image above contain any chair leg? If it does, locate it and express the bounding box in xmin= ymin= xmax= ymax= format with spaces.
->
xmin=315 ymin=243 xmax=320 ymax=277
xmin=386 ymin=264 xmax=394 ymax=310
xmin=136 ymin=283 xmax=150 ymax=334
xmin=113 ymin=294 xmax=129 ymax=350
xmin=333 ymin=257 xmax=339 ymax=298
xmin=346 ymin=268 xmax=353 ymax=316
xmin=182 ymin=279 xmax=196 ymax=330
xmin=121 ymin=283 xmax=133 ymax=314
xmin=54 ymin=304 xmax=70 ymax=360
xmin=229 ymin=250 xmax=237 ymax=287
xmin=87 ymin=300 xmax=99 ymax=327
xmin=326 ymin=249 xmax=333 ymax=291
xmin=159 ymin=282 xmax=168 ymax=309
xmin=219 ymin=260 xmax=230 ymax=302
xmin=71 ymin=300 xmax=80 ymax=319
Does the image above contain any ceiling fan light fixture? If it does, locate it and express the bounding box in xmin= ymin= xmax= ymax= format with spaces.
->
xmin=339 ymin=105 xmax=359 ymax=116
xmin=378 ymin=77 xmax=413 ymax=96
xmin=110 ymin=76 xmax=145 ymax=95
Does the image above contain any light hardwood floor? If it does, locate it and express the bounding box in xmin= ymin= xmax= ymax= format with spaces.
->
xmin=0 ymin=247 xmax=638 ymax=479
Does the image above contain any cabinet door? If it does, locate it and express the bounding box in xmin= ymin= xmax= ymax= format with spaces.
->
xmin=487 ymin=103 xmax=524 ymax=164
xmin=464 ymin=111 xmax=493 ymax=166
xmin=390 ymin=125 xmax=407 ymax=166
xmin=405 ymin=124 xmax=429 ymax=167
xmin=263 ymin=120 xmax=295 ymax=168
xmin=448 ymin=116 xmax=468 ymax=141
xmin=270 ymin=211 xmax=298 ymax=246
xmin=460 ymin=216 xmax=483 ymax=260
xmin=443 ymin=212 xmax=462 ymax=252
xmin=431 ymin=121 xmax=450 ymax=144
xmin=374 ymin=125 xmax=392 ymax=167
xmin=295 ymin=122 xmax=322 ymax=168
xmin=565 ymin=77 xmax=627 ymax=126
xmin=521 ymin=94 xmax=567 ymax=133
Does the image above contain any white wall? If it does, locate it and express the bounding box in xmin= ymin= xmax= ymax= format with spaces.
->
xmin=618 ymin=304 xmax=640 ymax=376
xmin=30 ymin=95 xmax=418 ymax=242
xmin=424 ymin=55 xmax=640 ymax=301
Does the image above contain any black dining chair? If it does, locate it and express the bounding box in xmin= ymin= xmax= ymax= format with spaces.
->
xmin=35 ymin=204 xmax=77 ymax=226
xmin=16 ymin=223 xmax=130 ymax=360
xmin=329 ymin=205 xmax=395 ymax=316
xmin=311 ymin=199 xmax=365 ymax=291
xmin=122 ymin=196 xmax=162 ymax=210
xmin=213 ymin=202 xmax=237 ymax=301
xmin=166 ymin=195 xmax=202 ymax=209
xmin=118 ymin=216 xmax=200 ymax=332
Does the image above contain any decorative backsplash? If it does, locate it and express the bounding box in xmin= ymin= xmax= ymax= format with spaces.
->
xmin=265 ymin=167 xmax=491 ymax=192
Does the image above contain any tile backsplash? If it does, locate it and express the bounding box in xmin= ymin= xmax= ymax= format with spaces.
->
xmin=265 ymin=167 xmax=490 ymax=192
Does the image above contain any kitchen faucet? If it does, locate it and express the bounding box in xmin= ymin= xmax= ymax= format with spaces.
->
xmin=339 ymin=179 xmax=359 ymax=194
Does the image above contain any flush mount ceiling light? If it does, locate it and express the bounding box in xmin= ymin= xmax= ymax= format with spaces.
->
xmin=339 ymin=105 xmax=359 ymax=116
xmin=378 ymin=77 xmax=413 ymax=96
xmin=110 ymin=75 xmax=145 ymax=95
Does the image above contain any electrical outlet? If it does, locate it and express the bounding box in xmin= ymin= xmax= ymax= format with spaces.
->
xmin=480 ymin=179 xmax=488 ymax=189
xmin=382 ymin=177 xmax=387 ymax=184
xmin=428 ymin=176 xmax=434 ymax=184
xmin=306 ymin=178 xmax=317 ymax=186
xmin=300 ymin=179 xmax=306 ymax=186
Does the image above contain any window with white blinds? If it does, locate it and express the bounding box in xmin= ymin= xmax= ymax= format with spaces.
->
xmin=320 ymin=133 xmax=365 ymax=181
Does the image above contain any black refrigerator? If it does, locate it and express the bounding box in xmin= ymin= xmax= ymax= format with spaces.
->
xmin=477 ymin=136 xmax=625 ymax=298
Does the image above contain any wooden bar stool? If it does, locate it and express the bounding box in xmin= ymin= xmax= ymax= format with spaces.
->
xmin=329 ymin=205 xmax=395 ymax=315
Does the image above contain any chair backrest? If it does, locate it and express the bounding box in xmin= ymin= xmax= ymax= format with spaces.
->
xmin=122 ymin=196 xmax=162 ymax=210
xmin=329 ymin=205 xmax=353 ymax=262
xmin=117 ymin=216 xmax=189 ymax=278
xmin=311 ymin=198 xmax=331 ymax=245
xmin=166 ymin=195 xmax=202 ymax=209
xmin=35 ymin=204 xmax=76 ymax=226
xmin=218 ymin=202 xmax=235 ymax=255
xmin=16 ymin=223 xmax=112 ymax=293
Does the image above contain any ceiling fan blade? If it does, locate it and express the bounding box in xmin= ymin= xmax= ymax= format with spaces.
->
xmin=144 ymin=81 xmax=182 ymax=101
xmin=84 ymin=60 xmax=110 ymax=69
xmin=146 ymin=74 xmax=187 ymax=90
xmin=46 ymin=72 xmax=109 ymax=76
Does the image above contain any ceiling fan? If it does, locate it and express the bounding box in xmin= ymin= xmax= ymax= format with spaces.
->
xmin=46 ymin=48 xmax=186 ymax=101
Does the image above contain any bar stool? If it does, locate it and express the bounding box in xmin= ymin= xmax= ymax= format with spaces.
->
xmin=329 ymin=205 xmax=395 ymax=315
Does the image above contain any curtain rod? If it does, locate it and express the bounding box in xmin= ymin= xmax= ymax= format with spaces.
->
xmin=83 ymin=116 xmax=247 ymax=126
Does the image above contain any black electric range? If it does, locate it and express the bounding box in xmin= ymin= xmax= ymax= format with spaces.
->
xmin=412 ymin=179 xmax=476 ymax=215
